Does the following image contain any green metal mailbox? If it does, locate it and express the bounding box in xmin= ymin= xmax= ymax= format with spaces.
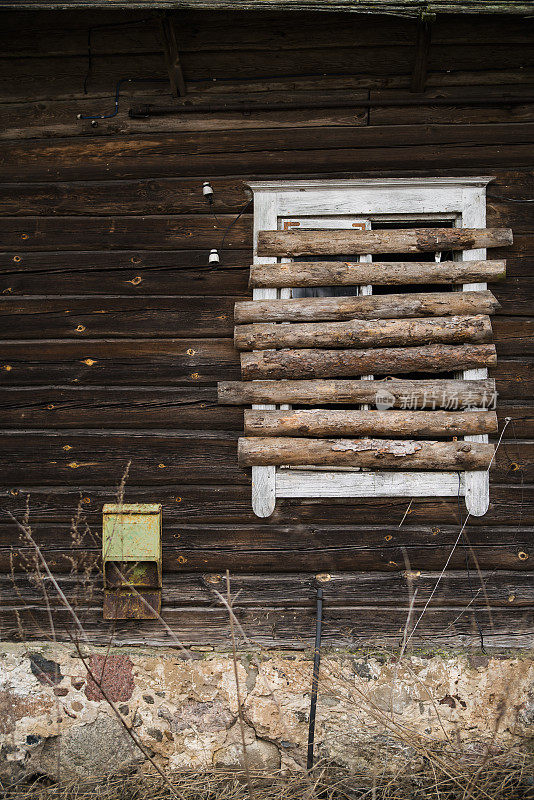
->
xmin=102 ymin=503 xmax=162 ymax=620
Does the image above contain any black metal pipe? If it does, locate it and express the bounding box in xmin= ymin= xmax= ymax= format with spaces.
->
xmin=129 ymin=94 xmax=534 ymax=118
xmin=307 ymin=586 xmax=323 ymax=771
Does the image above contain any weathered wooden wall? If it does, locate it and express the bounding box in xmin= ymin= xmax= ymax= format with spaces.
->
xmin=0 ymin=9 xmax=532 ymax=649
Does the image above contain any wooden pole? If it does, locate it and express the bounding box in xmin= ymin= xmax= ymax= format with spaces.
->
xmin=240 ymin=343 xmax=497 ymax=380
xmin=234 ymin=314 xmax=492 ymax=351
xmin=257 ymin=227 xmax=513 ymax=257
xmin=238 ymin=437 xmax=495 ymax=470
xmin=244 ymin=409 xmax=498 ymax=437
xmin=234 ymin=290 xmax=500 ymax=324
xmin=218 ymin=377 xmax=497 ymax=408
xmin=249 ymin=260 xmax=506 ymax=288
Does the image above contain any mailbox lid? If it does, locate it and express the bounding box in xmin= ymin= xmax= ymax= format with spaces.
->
xmin=103 ymin=503 xmax=161 ymax=562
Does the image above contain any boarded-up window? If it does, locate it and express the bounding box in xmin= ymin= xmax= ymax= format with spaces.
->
xmin=218 ymin=179 xmax=511 ymax=518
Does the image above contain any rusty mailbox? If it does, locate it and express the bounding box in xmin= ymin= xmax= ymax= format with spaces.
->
xmin=102 ymin=503 xmax=162 ymax=620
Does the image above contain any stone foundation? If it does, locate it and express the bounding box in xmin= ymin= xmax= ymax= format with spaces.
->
xmin=1 ymin=643 xmax=532 ymax=783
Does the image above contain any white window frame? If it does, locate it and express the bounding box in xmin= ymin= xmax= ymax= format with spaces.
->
xmin=247 ymin=177 xmax=494 ymax=518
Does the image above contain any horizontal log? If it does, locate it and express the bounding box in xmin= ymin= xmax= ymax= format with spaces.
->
xmin=238 ymin=437 xmax=495 ymax=470
xmin=3 ymin=125 xmax=533 ymax=182
xmin=244 ymin=409 xmax=499 ymax=438
xmin=0 ymin=214 xmax=252 ymax=251
xmin=5 ymin=605 xmax=531 ymax=650
xmin=3 ymin=570 xmax=533 ymax=609
xmin=0 ymin=178 xmax=250 ymax=216
xmin=0 ymin=296 xmax=236 ymax=339
xmin=1 ymin=96 xmax=371 ymax=143
xmin=0 ymin=265 xmax=250 ymax=298
xmin=0 ymin=387 xmax=243 ymax=430
xmin=370 ymin=86 xmax=534 ymax=126
xmin=2 ymin=529 xmax=532 ymax=574
xmin=0 ymin=249 xmax=252 ymax=274
xmin=249 ymin=260 xmax=507 ymax=288
xmin=247 ymin=404 xmax=530 ymax=435
xmin=0 ymin=432 xmax=246 ymax=487
xmin=235 ymin=314 xmax=493 ymax=351
xmin=240 ymin=343 xmax=497 ymax=379
xmin=5 ymin=12 xmax=531 ymax=57
xmin=3 ymin=142 xmax=533 ymax=184
xmin=0 ymin=338 xmax=240 ymax=386
xmin=219 ymin=377 xmax=497 ymax=407
xmin=257 ymin=227 xmax=513 ymax=257
xmin=234 ymin=290 xmax=500 ymax=324
xmin=1 ymin=484 xmax=531 ymax=529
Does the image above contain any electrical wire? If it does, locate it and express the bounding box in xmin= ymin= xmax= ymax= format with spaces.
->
xmin=78 ymin=77 xmax=168 ymax=120
xmin=218 ymin=198 xmax=253 ymax=260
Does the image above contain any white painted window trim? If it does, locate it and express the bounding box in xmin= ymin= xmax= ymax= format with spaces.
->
xmin=247 ymin=177 xmax=495 ymax=518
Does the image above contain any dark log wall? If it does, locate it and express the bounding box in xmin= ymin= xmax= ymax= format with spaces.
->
xmin=0 ymin=9 xmax=533 ymax=650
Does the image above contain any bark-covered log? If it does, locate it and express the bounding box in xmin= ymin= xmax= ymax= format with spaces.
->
xmin=249 ymin=260 xmax=507 ymax=288
xmin=234 ymin=290 xmax=500 ymax=324
xmin=218 ymin=377 xmax=497 ymax=407
xmin=244 ymin=409 xmax=498 ymax=437
xmin=240 ymin=343 xmax=497 ymax=379
xmin=238 ymin=437 xmax=495 ymax=470
xmin=234 ymin=314 xmax=492 ymax=351
xmin=257 ymin=227 xmax=513 ymax=257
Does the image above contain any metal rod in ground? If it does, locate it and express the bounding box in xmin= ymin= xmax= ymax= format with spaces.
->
xmin=307 ymin=587 xmax=323 ymax=770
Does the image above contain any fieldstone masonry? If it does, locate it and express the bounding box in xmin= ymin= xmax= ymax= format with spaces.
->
xmin=0 ymin=644 xmax=532 ymax=782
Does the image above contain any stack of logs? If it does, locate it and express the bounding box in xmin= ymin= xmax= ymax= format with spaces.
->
xmin=218 ymin=227 xmax=512 ymax=472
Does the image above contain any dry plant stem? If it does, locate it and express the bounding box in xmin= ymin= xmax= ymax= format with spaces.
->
xmin=226 ymin=570 xmax=254 ymax=800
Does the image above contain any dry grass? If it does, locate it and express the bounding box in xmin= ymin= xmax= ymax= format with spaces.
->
xmin=2 ymin=761 xmax=534 ymax=800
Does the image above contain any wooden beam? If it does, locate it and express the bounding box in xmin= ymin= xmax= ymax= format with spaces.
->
xmin=240 ymin=343 xmax=497 ymax=379
xmin=238 ymin=437 xmax=495 ymax=470
xmin=244 ymin=409 xmax=498 ymax=438
xmin=257 ymin=228 xmax=513 ymax=257
xmin=218 ymin=377 xmax=497 ymax=408
xmin=159 ymin=13 xmax=187 ymax=97
xmin=249 ymin=260 xmax=507 ymax=288
xmin=234 ymin=290 xmax=500 ymax=324
xmin=410 ymin=12 xmax=434 ymax=93
xmin=234 ymin=314 xmax=493 ymax=351
xmin=4 ymin=2 xmax=534 ymax=14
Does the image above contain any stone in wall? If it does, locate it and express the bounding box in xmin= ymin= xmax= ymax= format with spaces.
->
xmin=0 ymin=643 xmax=532 ymax=783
